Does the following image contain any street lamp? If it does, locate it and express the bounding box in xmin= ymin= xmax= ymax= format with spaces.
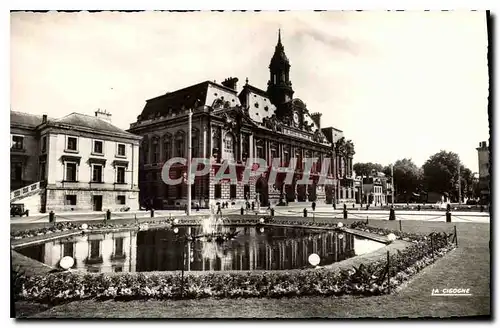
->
xmin=391 ymin=164 xmax=395 ymax=206
xmin=173 ymin=227 xmax=191 ymax=298
xmin=60 ymin=256 xmax=75 ymax=270
xmin=458 ymin=160 xmax=462 ymax=205
xmin=187 ymin=108 xmax=193 ymax=216
xmin=308 ymin=253 xmax=320 ymax=267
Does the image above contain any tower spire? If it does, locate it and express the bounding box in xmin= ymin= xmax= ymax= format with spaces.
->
xmin=267 ymin=29 xmax=294 ymax=107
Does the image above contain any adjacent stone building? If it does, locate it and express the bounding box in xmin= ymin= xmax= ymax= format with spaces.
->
xmin=128 ymin=31 xmax=355 ymax=208
xmin=476 ymin=140 xmax=490 ymax=204
xmin=321 ymin=127 xmax=356 ymax=204
xmin=10 ymin=109 xmax=142 ymax=213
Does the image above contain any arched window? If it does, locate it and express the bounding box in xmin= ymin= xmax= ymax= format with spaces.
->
xmin=175 ymin=131 xmax=185 ymax=158
xmin=192 ymin=128 xmax=200 ymax=158
xmin=223 ymin=133 xmax=235 ymax=161
xmin=151 ymin=136 xmax=160 ymax=164
xmin=162 ymin=133 xmax=172 ymax=162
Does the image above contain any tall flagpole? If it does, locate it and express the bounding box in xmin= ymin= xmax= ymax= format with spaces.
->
xmin=187 ymin=108 xmax=192 ymax=216
xmin=391 ymin=164 xmax=394 ymax=206
xmin=458 ymin=161 xmax=462 ymax=205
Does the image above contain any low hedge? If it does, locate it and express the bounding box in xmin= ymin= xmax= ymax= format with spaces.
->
xmin=11 ymin=219 xmax=198 ymax=240
xmin=380 ymin=204 xmax=488 ymax=212
xmin=15 ymin=222 xmax=455 ymax=304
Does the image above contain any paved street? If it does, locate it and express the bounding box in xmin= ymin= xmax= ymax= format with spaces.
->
xmin=11 ymin=204 xmax=490 ymax=225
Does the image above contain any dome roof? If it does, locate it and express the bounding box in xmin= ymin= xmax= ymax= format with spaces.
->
xmin=292 ymin=98 xmax=306 ymax=109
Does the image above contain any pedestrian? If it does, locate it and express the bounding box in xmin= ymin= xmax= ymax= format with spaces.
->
xmin=333 ymin=202 xmax=336 ymax=210
xmin=217 ymin=204 xmax=222 ymax=215
xmin=251 ymin=201 xmax=255 ymax=211
xmin=312 ymin=201 xmax=316 ymax=212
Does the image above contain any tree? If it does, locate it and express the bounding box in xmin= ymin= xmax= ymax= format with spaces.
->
xmin=460 ymin=166 xmax=474 ymax=199
xmin=422 ymin=150 xmax=461 ymax=200
xmin=392 ymin=158 xmax=422 ymax=202
xmin=382 ymin=165 xmax=392 ymax=178
xmin=335 ymin=137 xmax=355 ymax=178
xmin=353 ymin=162 xmax=383 ymax=177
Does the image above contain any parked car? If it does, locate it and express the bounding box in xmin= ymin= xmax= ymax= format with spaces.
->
xmin=10 ymin=203 xmax=29 ymax=217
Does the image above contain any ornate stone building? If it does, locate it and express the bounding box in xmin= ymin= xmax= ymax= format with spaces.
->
xmin=129 ymin=31 xmax=355 ymax=208
xmin=10 ymin=110 xmax=141 ymax=213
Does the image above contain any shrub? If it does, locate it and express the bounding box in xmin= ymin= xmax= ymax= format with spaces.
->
xmin=17 ymin=234 xmax=454 ymax=304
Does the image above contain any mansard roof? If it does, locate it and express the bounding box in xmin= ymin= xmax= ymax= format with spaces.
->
xmin=138 ymin=80 xmax=239 ymax=120
xmin=239 ymin=83 xmax=269 ymax=99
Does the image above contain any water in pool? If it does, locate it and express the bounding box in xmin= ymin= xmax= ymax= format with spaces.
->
xmin=16 ymin=225 xmax=386 ymax=273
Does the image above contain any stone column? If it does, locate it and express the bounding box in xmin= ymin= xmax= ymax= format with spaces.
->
xmin=220 ymin=128 xmax=225 ymax=161
xmin=202 ymin=124 xmax=207 ymax=158
xmin=249 ymin=134 xmax=254 ymax=160
xmin=264 ymin=139 xmax=269 ymax=165
xmin=239 ymin=133 xmax=243 ymax=162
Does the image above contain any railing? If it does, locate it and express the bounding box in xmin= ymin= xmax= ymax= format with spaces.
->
xmin=10 ymin=181 xmax=42 ymax=202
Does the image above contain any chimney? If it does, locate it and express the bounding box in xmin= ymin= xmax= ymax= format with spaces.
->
xmin=42 ymin=114 xmax=47 ymax=123
xmin=221 ymin=77 xmax=239 ymax=91
xmin=95 ymin=108 xmax=112 ymax=123
xmin=310 ymin=112 xmax=322 ymax=129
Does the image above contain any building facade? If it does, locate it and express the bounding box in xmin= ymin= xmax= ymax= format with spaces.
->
xmin=321 ymin=127 xmax=356 ymax=204
xmin=11 ymin=111 xmax=44 ymax=192
xmin=362 ymin=175 xmax=386 ymax=205
xmin=10 ymin=110 xmax=142 ymax=213
xmin=476 ymin=140 xmax=490 ymax=204
xmin=129 ymin=32 xmax=356 ymax=209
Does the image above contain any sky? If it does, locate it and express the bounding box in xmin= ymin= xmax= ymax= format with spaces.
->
xmin=10 ymin=11 xmax=490 ymax=172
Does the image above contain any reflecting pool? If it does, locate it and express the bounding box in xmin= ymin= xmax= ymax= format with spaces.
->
xmin=17 ymin=225 xmax=386 ymax=273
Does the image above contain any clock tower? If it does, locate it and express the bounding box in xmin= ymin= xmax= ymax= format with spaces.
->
xmin=267 ymin=29 xmax=294 ymax=108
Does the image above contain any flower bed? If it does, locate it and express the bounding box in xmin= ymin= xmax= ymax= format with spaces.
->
xmin=15 ymin=221 xmax=456 ymax=304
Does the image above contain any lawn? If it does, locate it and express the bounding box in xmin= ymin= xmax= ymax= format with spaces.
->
xmin=14 ymin=219 xmax=491 ymax=319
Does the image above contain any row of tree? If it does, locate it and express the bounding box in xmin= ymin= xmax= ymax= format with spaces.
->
xmin=353 ymin=151 xmax=478 ymax=203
